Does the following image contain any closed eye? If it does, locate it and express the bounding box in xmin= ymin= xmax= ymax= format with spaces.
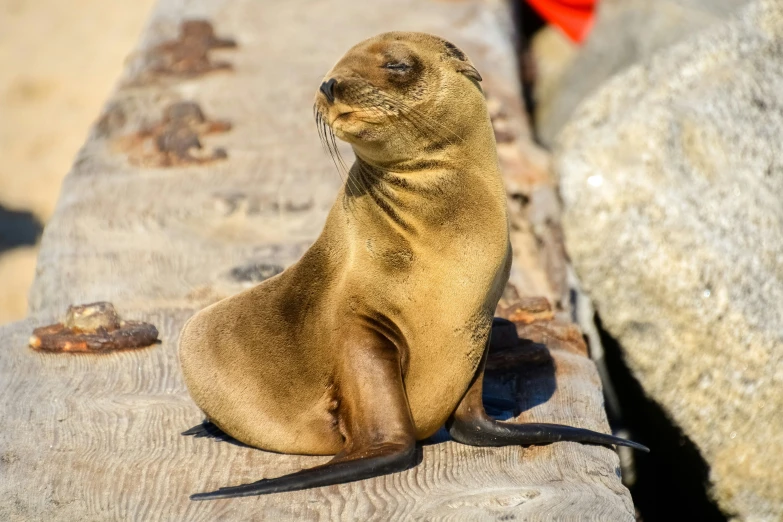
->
xmin=383 ymin=62 xmax=411 ymax=72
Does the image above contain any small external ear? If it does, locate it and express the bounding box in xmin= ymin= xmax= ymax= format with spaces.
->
xmin=456 ymin=63 xmax=482 ymax=82
xmin=441 ymin=39 xmax=483 ymax=82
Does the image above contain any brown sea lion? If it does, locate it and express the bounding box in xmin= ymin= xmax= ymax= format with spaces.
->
xmin=178 ymin=31 xmax=647 ymax=500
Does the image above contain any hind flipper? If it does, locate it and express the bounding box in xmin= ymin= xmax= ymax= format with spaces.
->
xmin=448 ymin=339 xmax=650 ymax=453
xmin=182 ymin=420 xmax=229 ymax=440
xmin=190 ymin=328 xmax=418 ymax=500
xmin=182 ymin=420 xmax=251 ymax=447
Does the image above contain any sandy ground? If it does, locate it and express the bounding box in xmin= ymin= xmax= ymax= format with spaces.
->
xmin=0 ymin=0 xmax=155 ymax=324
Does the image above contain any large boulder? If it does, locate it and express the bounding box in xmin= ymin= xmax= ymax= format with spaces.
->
xmin=536 ymin=0 xmax=751 ymax=146
xmin=556 ymin=1 xmax=783 ymax=519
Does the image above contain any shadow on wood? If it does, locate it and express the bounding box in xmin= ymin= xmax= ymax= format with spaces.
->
xmin=0 ymin=204 xmax=42 ymax=253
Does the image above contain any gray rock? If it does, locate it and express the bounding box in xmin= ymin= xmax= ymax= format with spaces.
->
xmin=537 ymin=0 xmax=750 ymax=146
xmin=556 ymin=1 xmax=783 ymax=519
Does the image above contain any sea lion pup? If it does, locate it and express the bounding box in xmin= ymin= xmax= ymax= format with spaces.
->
xmin=179 ymin=31 xmax=648 ymax=500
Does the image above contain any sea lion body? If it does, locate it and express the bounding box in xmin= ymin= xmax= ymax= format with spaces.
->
xmin=180 ymin=173 xmax=509 ymax=454
xmin=180 ymin=32 xmax=645 ymax=500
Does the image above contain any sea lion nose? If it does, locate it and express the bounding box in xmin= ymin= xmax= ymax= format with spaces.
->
xmin=320 ymin=78 xmax=337 ymax=103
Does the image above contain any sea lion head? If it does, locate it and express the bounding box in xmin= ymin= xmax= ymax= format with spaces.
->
xmin=314 ymin=32 xmax=487 ymax=166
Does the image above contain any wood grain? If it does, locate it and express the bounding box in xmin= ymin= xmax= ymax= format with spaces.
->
xmin=0 ymin=0 xmax=634 ymax=519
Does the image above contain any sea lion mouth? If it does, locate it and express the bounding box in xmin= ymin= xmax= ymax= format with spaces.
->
xmin=314 ymin=83 xmax=404 ymax=138
xmin=330 ymin=111 xmax=355 ymax=125
xmin=330 ymin=110 xmax=386 ymax=127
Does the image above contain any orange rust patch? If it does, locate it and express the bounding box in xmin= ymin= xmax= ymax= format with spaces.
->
xmin=516 ymin=320 xmax=588 ymax=357
xmin=114 ymin=101 xmax=231 ymax=167
xmin=489 ymin=294 xmax=588 ymax=371
xmin=29 ymin=302 xmax=159 ymax=354
xmin=142 ymin=20 xmax=237 ymax=79
xmin=496 ymin=296 xmax=554 ymax=324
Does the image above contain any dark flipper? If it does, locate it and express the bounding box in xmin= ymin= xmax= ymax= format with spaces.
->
xmin=182 ymin=420 xmax=250 ymax=448
xmin=448 ymin=339 xmax=650 ymax=453
xmin=191 ymin=443 xmax=417 ymax=500
xmin=190 ymin=327 xmax=418 ymax=500
xmin=449 ymin=416 xmax=650 ymax=452
xmin=182 ymin=420 xmax=229 ymax=440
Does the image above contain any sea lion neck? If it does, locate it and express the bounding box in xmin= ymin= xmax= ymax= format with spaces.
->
xmin=344 ymin=148 xmax=500 ymax=238
xmin=352 ymin=145 xmax=450 ymax=173
xmin=342 ymin=155 xmax=444 ymax=234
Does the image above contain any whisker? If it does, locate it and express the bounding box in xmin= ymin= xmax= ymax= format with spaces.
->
xmin=372 ymin=90 xmax=465 ymax=146
xmin=327 ymin=124 xmax=364 ymax=198
xmin=316 ymin=108 xmax=351 ymax=190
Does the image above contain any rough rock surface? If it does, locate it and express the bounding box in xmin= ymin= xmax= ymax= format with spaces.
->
xmin=537 ymin=0 xmax=751 ymax=146
xmin=556 ymin=1 xmax=783 ymax=519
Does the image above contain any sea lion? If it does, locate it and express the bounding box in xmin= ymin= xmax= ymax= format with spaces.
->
xmin=178 ymin=31 xmax=647 ymax=500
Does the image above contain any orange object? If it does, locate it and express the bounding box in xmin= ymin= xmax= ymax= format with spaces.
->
xmin=526 ymin=0 xmax=597 ymax=43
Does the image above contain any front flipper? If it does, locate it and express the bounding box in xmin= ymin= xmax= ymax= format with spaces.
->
xmin=191 ymin=443 xmax=417 ymax=499
xmin=190 ymin=329 xmax=418 ymax=500
xmin=447 ymin=341 xmax=650 ymax=453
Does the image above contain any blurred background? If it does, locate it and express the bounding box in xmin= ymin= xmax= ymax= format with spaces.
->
xmin=0 ymin=0 xmax=155 ymax=323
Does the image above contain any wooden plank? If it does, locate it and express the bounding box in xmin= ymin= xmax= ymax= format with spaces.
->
xmin=0 ymin=0 xmax=634 ymax=520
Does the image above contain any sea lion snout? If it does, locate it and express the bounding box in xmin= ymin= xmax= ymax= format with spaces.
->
xmin=319 ymin=78 xmax=337 ymax=103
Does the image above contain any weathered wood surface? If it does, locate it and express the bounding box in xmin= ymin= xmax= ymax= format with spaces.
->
xmin=0 ymin=0 xmax=634 ymax=520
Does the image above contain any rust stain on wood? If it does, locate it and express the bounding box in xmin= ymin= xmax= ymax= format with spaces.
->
xmin=29 ymin=302 xmax=158 ymax=353
xmin=488 ymin=296 xmax=588 ymax=371
xmin=497 ymin=296 xmax=554 ymax=324
xmin=142 ymin=20 xmax=237 ymax=79
xmin=517 ymin=320 xmax=589 ymax=357
xmin=114 ymin=101 xmax=231 ymax=167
